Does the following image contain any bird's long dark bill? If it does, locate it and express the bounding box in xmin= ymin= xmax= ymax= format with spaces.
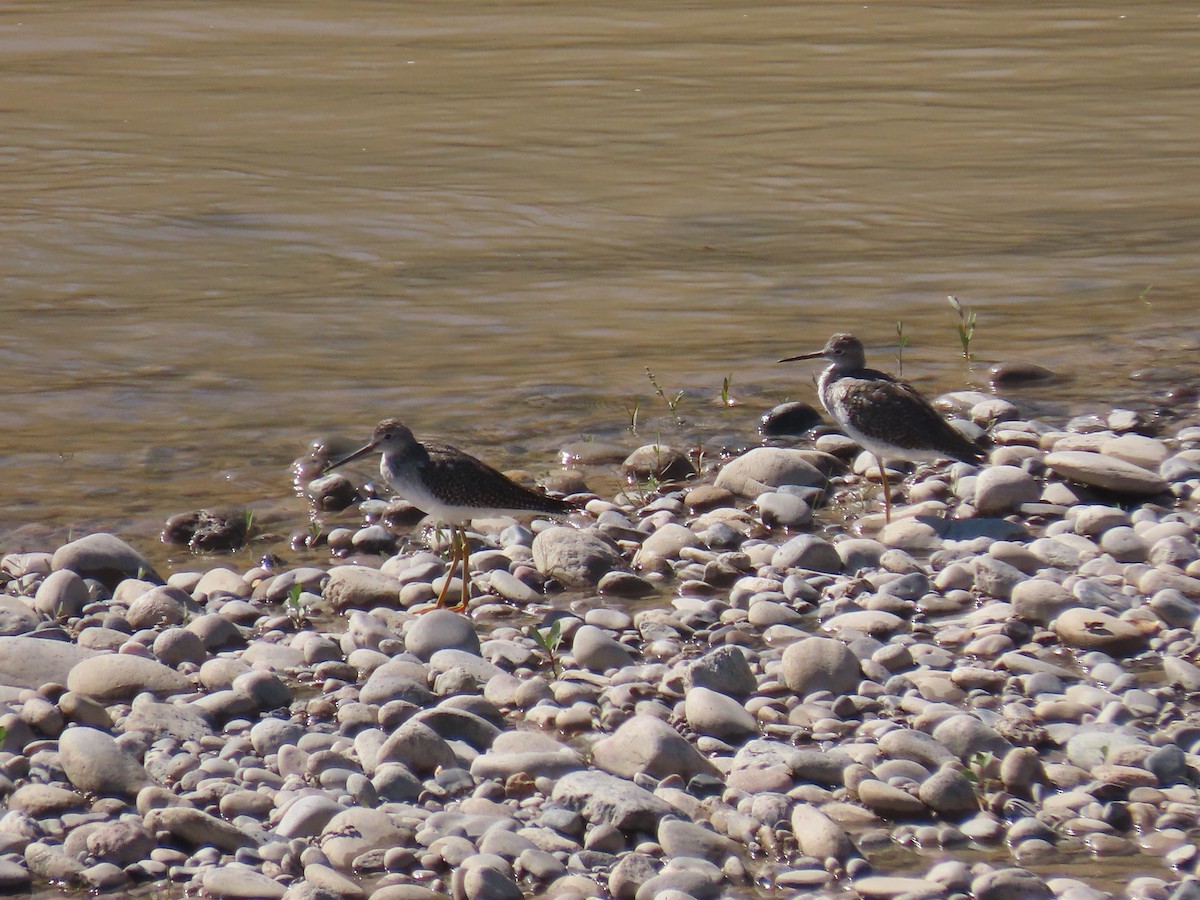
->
xmin=323 ymin=440 xmax=379 ymax=474
xmin=778 ymin=350 xmax=826 ymax=364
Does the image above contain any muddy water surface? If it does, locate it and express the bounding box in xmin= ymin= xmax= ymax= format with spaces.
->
xmin=2 ymin=0 xmax=1199 ymax=555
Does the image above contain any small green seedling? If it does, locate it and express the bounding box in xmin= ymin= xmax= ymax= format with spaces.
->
xmin=947 ymin=295 xmax=977 ymax=361
xmin=645 ymin=367 xmax=685 ymax=426
xmin=963 ymin=750 xmax=1000 ymax=808
xmin=285 ymin=582 xmax=308 ymax=626
xmin=530 ymin=620 xmax=564 ymax=679
xmin=720 ymin=373 xmax=735 ymax=408
xmin=625 ymin=398 xmax=641 ymax=435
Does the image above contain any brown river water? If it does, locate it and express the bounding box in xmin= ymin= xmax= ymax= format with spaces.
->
xmin=3 ymin=0 xmax=1200 ymax=569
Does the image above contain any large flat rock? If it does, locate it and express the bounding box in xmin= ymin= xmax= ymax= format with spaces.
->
xmin=0 ymin=636 xmax=102 ymax=690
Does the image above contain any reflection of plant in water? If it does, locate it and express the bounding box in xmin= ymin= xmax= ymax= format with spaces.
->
xmin=530 ymin=620 xmax=564 ymax=679
xmin=894 ymin=321 xmax=909 ymax=378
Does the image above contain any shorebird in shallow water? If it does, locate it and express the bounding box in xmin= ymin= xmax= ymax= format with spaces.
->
xmin=779 ymin=333 xmax=986 ymax=522
xmin=324 ymin=418 xmax=572 ymax=612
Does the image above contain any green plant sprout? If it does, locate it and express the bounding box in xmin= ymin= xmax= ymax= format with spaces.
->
xmin=625 ymin=398 xmax=641 ymax=435
xmin=285 ymin=582 xmax=308 ymax=626
xmin=720 ymin=374 xmax=735 ymax=408
xmin=530 ymin=620 xmax=564 ymax=678
xmin=644 ymin=367 xmax=685 ymax=427
xmin=963 ymin=750 xmax=1001 ymax=809
xmin=947 ymin=295 xmax=977 ymax=361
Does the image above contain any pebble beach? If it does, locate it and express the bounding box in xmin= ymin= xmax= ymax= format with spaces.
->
xmin=4 ymin=385 xmax=1200 ymax=900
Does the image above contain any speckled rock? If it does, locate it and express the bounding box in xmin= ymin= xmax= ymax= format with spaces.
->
xmin=780 ymin=637 xmax=861 ymax=697
xmin=592 ymin=714 xmax=720 ymax=781
xmin=972 ymin=556 xmax=1027 ymax=600
xmin=683 ymin=646 xmax=757 ymax=698
xmin=551 ymin=770 xmax=675 ymax=832
xmin=714 ymin=447 xmax=825 ymax=498
xmin=323 ymin=565 xmax=402 ymax=612
xmin=321 ymin=808 xmax=410 ymax=869
xmin=532 ymin=526 xmax=626 ymax=588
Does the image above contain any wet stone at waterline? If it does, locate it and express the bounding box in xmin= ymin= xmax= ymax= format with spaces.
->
xmin=161 ymin=508 xmax=250 ymax=552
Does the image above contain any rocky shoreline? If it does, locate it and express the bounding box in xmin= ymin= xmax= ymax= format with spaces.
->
xmin=2 ymin=389 xmax=1200 ymax=900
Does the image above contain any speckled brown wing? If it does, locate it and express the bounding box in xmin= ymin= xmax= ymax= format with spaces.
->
xmin=420 ymin=443 xmax=573 ymax=514
xmin=825 ymin=371 xmax=986 ymax=463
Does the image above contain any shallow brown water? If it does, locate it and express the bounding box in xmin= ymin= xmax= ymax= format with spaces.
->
xmin=2 ymin=0 xmax=1200 ymax=563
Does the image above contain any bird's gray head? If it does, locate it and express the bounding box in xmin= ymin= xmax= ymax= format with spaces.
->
xmin=324 ymin=418 xmax=418 ymax=473
xmin=779 ymin=332 xmax=867 ymax=369
xmin=369 ymin=418 xmax=418 ymax=451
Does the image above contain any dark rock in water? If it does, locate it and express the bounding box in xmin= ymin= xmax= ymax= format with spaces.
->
xmin=161 ymin=509 xmax=249 ymax=552
xmin=988 ymin=361 xmax=1056 ymax=386
xmin=307 ymin=473 xmax=361 ymax=513
xmin=1165 ymin=382 xmax=1199 ymax=403
xmin=291 ymin=453 xmax=327 ymax=487
xmin=1130 ymin=365 xmax=1191 ymax=384
xmin=760 ymin=401 xmax=823 ymax=437
xmin=559 ymin=439 xmax=629 ymax=466
xmin=380 ymin=499 xmax=426 ymax=528
xmin=541 ymin=468 xmax=589 ymax=496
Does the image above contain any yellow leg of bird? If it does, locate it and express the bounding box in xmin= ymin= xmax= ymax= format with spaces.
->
xmin=433 ymin=524 xmax=460 ymax=609
xmin=876 ymin=455 xmax=893 ymax=523
xmin=449 ymin=528 xmax=472 ymax=613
